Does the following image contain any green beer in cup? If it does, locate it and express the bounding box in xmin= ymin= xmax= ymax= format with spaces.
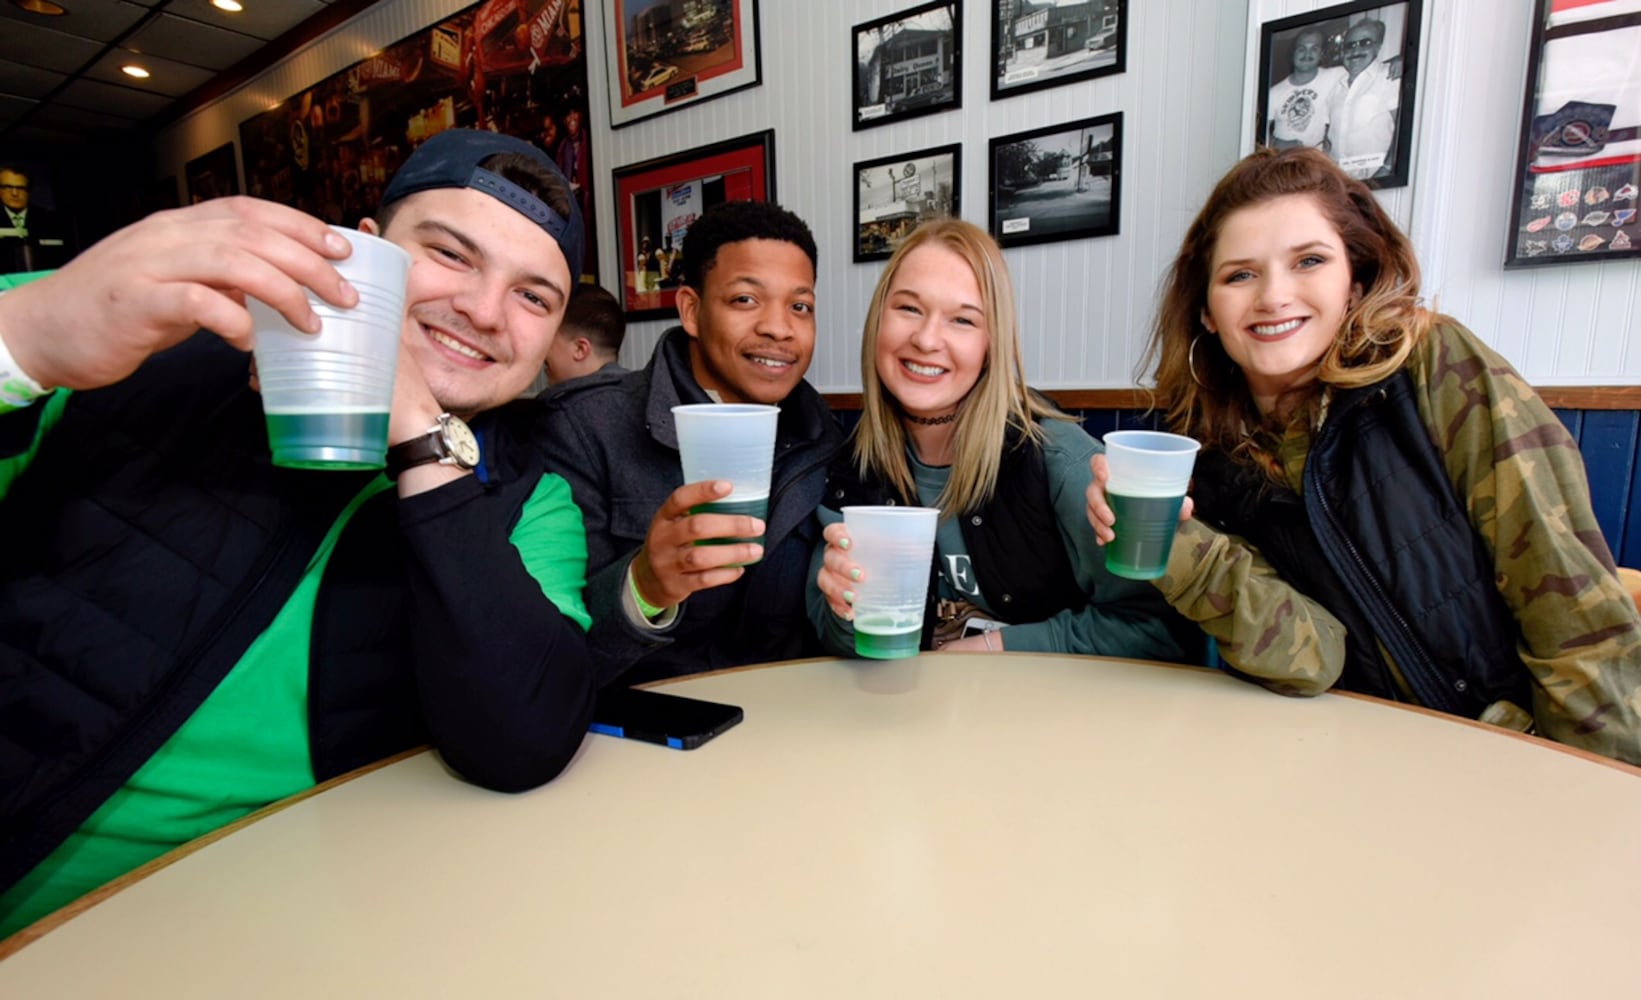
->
xmin=249 ymin=226 xmax=410 ymax=470
xmin=1101 ymin=430 xmax=1201 ymax=580
xmin=843 ymin=505 xmax=940 ymax=659
xmin=672 ymin=403 xmax=779 ymax=558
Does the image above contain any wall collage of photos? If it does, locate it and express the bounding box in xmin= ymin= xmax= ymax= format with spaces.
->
xmin=847 ymin=0 xmax=1131 ymax=265
xmin=233 ymin=0 xmax=598 ymax=281
xmin=196 ymin=0 xmax=1637 ymax=303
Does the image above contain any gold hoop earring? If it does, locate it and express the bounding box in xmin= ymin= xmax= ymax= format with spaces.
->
xmin=1187 ymin=335 xmax=1206 ymax=388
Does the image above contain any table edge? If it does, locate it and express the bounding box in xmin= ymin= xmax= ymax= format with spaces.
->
xmin=5 ymin=653 xmax=1636 ymax=959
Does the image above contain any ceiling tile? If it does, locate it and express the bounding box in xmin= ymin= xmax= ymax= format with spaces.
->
xmin=3 ymin=122 xmax=93 ymax=146
xmin=0 ymin=62 xmax=68 ymax=101
xmin=56 ymin=76 xmax=173 ymax=118
xmin=0 ymin=21 xmax=105 ymax=74
xmin=163 ymin=0 xmax=329 ymax=42
xmin=85 ymin=47 xmax=216 ymax=97
xmin=127 ymin=12 xmax=265 ymax=71
xmin=0 ymin=93 xmax=40 ymax=120
xmin=0 ymin=0 xmax=148 ymax=44
xmin=29 ymin=102 xmax=143 ymax=132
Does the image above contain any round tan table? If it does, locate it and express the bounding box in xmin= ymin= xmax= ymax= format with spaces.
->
xmin=3 ymin=653 xmax=1638 ymax=997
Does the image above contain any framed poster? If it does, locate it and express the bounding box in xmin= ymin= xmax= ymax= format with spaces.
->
xmin=990 ymin=0 xmax=1125 ymax=101
xmin=238 ymin=0 xmax=598 ymax=281
xmin=606 ymin=0 xmax=762 ymax=128
xmin=1504 ymin=0 xmax=1641 ymax=267
xmin=852 ymin=1 xmax=961 ymax=132
xmin=853 ymin=143 xmax=961 ymax=263
xmin=184 ymin=142 xmax=241 ymax=204
xmin=611 ymin=129 xmax=776 ymax=319
xmin=988 ymin=112 xmax=1122 ymax=249
xmin=1254 ymin=0 xmax=1423 ymax=190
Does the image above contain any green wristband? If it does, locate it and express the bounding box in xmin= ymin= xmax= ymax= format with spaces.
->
xmin=629 ymin=566 xmax=667 ymax=620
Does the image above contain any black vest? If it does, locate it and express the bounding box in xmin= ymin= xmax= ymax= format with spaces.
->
xmin=1192 ymin=371 xmax=1529 ymax=716
xmin=824 ymin=422 xmax=1086 ymax=649
xmin=0 ymin=336 xmax=538 ymax=892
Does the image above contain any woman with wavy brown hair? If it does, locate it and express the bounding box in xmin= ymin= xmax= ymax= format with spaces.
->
xmin=1088 ymin=146 xmax=1641 ymax=764
xmin=809 ymin=218 xmax=1197 ymax=660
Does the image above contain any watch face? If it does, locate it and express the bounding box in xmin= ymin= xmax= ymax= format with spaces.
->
xmin=441 ymin=415 xmax=481 ymax=468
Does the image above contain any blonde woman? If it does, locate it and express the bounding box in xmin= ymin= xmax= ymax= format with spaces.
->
xmin=809 ymin=219 xmax=1198 ymax=660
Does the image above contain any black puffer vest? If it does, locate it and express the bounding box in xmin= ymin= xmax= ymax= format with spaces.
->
xmin=1191 ymin=370 xmax=1529 ymax=716
xmin=0 ymin=336 xmax=486 ymax=892
xmin=824 ymin=422 xmax=1086 ymax=649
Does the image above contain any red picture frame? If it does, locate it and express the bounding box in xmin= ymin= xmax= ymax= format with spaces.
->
xmin=605 ymin=0 xmax=762 ymax=128
xmin=610 ymin=130 xmax=776 ymax=320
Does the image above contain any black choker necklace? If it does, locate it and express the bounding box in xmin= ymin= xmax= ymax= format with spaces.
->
xmin=905 ymin=411 xmax=958 ymax=426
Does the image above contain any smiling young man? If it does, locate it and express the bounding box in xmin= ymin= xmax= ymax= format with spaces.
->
xmin=539 ymin=200 xmax=844 ymax=683
xmin=0 ymin=129 xmax=597 ymax=936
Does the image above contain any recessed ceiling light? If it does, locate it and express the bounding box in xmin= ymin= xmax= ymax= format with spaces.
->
xmin=9 ymin=0 xmax=68 ymax=16
xmin=211 ymin=0 xmax=243 ymax=11
xmin=121 ymin=65 xmax=152 ymax=79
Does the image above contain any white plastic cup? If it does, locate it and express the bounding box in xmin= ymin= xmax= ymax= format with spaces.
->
xmin=843 ymin=505 xmax=940 ymax=660
xmin=1101 ymin=430 xmax=1202 ymax=580
xmin=249 ymin=225 xmax=410 ymax=470
xmin=672 ymin=403 xmax=780 ymax=551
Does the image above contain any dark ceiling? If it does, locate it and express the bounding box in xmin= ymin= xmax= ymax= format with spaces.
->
xmin=0 ymin=0 xmax=362 ymax=146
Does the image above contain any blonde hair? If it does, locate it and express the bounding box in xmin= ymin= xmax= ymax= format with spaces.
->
xmin=1145 ymin=146 xmax=1433 ymax=477
xmin=853 ymin=218 xmax=1067 ymax=515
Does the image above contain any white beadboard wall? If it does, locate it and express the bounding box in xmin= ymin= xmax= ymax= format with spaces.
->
xmin=155 ymin=0 xmax=1641 ymax=390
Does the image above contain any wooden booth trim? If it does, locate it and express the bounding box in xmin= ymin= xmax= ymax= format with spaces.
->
xmin=823 ymin=386 xmax=1641 ymax=412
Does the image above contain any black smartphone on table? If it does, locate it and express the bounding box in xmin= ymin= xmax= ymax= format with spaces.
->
xmin=589 ymin=686 xmax=744 ymax=750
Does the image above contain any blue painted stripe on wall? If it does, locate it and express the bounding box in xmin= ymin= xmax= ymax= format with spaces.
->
xmin=1575 ymin=411 xmax=1639 ymax=566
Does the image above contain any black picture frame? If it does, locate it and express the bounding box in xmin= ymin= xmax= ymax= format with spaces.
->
xmin=852 ymin=143 xmax=962 ymax=263
xmin=990 ymin=0 xmax=1126 ymax=101
xmin=988 ymin=112 xmax=1122 ymax=249
xmin=852 ymin=1 xmax=962 ymax=132
xmin=605 ymin=0 xmax=763 ymax=128
xmin=610 ymin=130 xmax=777 ymax=320
xmin=1503 ymin=0 xmax=1641 ymax=268
xmin=1254 ymin=0 xmax=1423 ymax=190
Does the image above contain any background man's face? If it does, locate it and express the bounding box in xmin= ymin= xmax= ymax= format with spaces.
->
xmin=1342 ymin=24 xmax=1381 ymax=78
xmin=0 ymin=170 xmax=28 ymax=213
xmin=1291 ymin=32 xmax=1324 ymax=75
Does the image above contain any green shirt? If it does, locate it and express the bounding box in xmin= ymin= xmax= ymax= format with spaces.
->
xmin=0 ymin=399 xmax=592 ymax=935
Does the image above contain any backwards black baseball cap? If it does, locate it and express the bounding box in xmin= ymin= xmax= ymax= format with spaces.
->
xmin=380 ymin=128 xmax=585 ymax=278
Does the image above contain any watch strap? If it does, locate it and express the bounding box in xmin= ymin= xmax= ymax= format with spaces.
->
xmin=384 ymin=426 xmax=446 ymax=480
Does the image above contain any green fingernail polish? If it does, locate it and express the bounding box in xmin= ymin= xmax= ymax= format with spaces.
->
xmin=849 ymin=568 xmax=861 ymax=581
xmin=843 ymin=590 xmax=855 ymax=604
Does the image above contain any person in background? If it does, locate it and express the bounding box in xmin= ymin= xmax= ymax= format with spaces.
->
xmin=810 ymin=219 xmax=1200 ymax=662
xmin=1084 ymin=145 xmax=1641 ymax=765
xmin=0 ymin=129 xmax=597 ymax=937
xmin=0 ymin=164 xmax=72 ymax=272
xmin=542 ymin=283 xmax=627 ymax=389
xmin=539 ymin=200 xmax=843 ymax=684
xmin=1266 ymin=28 xmax=1346 ymax=151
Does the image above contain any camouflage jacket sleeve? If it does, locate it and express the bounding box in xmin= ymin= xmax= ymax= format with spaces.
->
xmin=1154 ymin=517 xmax=1346 ymax=696
xmin=1412 ymin=320 xmax=1641 ymax=764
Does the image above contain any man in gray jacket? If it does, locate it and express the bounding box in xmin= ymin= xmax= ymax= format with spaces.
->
xmin=539 ymin=201 xmax=843 ymax=683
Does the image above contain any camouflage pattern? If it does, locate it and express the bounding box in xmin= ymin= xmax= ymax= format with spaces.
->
xmin=1156 ymin=322 xmax=1641 ymax=765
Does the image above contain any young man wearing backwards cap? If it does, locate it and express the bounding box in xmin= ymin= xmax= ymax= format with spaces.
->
xmin=0 ymin=129 xmax=596 ymax=936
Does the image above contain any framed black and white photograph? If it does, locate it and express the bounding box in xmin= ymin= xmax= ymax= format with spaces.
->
xmin=852 ymin=1 xmax=961 ymax=131
xmin=988 ymin=113 xmax=1121 ymax=249
xmin=1255 ymin=0 xmax=1423 ymax=190
xmin=990 ymin=0 xmax=1126 ymax=101
xmin=853 ymin=144 xmax=961 ymax=263
xmin=605 ymin=0 xmax=762 ymax=128
xmin=1504 ymin=0 xmax=1641 ymax=268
